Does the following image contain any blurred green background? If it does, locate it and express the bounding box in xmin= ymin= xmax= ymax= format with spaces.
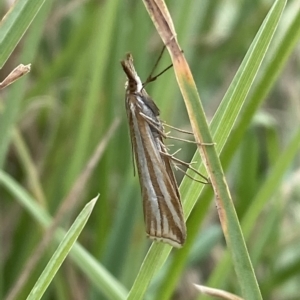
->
xmin=1 ymin=0 xmax=300 ymax=299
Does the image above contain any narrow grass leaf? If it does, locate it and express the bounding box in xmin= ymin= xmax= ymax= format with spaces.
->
xmin=0 ymin=1 xmax=53 ymax=167
xmin=128 ymin=0 xmax=286 ymax=299
xmin=26 ymin=197 xmax=97 ymax=300
xmin=221 ymin=6 xmax=300 ymax=169
xmin=0 ymin=171 xmax=128 ymax=300
xmin=157 ymin=0 xmax=289 ymax=298
xmin=0 ymin=0 xmax=46 ymax=67
xmin=207 ymin=127 xmax=300 ymax=289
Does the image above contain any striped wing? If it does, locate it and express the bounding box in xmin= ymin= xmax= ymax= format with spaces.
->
xmin=127 ymin=94 xmax=186 ymax=248
xmin=121 ymin=53 xmax=186 ymax=247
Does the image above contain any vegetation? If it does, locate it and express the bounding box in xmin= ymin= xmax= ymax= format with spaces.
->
xmin=0 ymin=0 xmax=299 ymax=299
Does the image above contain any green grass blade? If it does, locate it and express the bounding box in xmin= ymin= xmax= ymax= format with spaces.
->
xmin=3 ymin=0 xmax=299 ymax=299
xmin=0 ymin=170 xmax=128 ymax=300
xmin=0 ymin=0 xmax=46 ymax=67
xmin=65 ymin=0 xmax=119 ymax=190
xmin=221 ymin=6 xmax=300 ymax=168
xmin=158 ymin=0 xmax=292 ymax=297
xmin=207 ymin=127 xmax=300 ymax=290
xmin=26 ymin=197 xmax=97 ymax=300
xmin=0 ymin=1 xmax=52 ymax=167
xmin=127 ymin=0 xmax=286 ymax=299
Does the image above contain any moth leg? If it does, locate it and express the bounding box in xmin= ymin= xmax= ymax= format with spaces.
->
xmin=139 ymin=112 xmax=167 ymax=138
xmin=173 ymin=164 xmax=209 ymax=184
xmin=162 ymin=122 xmax=215 ymax=146
xmin=159 ymin=147 xmax=210 ymax=184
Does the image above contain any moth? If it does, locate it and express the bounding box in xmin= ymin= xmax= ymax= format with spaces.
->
xmin=121 ymin=53 xmax=186 ymax=247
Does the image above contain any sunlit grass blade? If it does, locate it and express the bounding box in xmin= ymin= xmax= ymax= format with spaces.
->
xmin=5 ymin=119 xmax=120 ymax=300
xmin=127 ymin=0 xmax=286 ymax=299
xmin=26 ymin=197 xmax=97 ymax=300
xmin=0 ymin=0 xmax=47 ymax=67
xmin=207 ymin=127 xmax=300 ymax=289
xmin=0 ymin=171 xmax=128 ymax=300
xmin=221 ymin=6 xmax=300 ymax=169
xmin=2 ymin=0 xmax=298 ymax=299
xmin=0 ymin=1 xmax=53 ymax=167
xmin=156 ymin=0 xmax=292 ymax=298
